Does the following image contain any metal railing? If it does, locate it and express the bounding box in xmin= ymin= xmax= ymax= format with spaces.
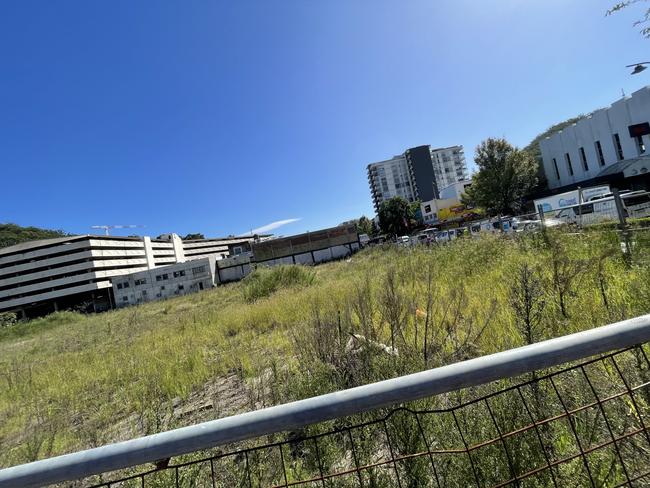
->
xmin=1 ymin=315 xmax=650 ymax=487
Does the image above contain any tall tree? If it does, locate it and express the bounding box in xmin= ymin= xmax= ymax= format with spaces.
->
xmin=183 ymin=233 xmax=205 ymax=240
xmin=378 ymin=197 xmax=416 ymax=236
xmin=463 ymin=138 xmax=538 ymax=216
xmin=356 ymin=216 xmax=377 ymax=236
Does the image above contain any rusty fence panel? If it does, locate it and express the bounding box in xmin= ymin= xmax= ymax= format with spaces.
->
xmin=1 ymin=315 xmax=650 ymax=488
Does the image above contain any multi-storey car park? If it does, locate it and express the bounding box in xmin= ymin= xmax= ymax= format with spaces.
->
xmin=0 ymin=233 xmax=256 ymax=318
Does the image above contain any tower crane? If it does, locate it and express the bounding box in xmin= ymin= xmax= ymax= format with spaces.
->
xmin=90 ymin=225 xmax=145 ymax=236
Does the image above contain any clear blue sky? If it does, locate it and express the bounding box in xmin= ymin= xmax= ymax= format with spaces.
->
xmin=2 ymin=0 xmax=650 ymax=237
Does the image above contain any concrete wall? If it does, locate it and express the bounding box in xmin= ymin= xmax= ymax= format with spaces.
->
xmin=254 ymin=242 xmax=359 ymax=268
xmin=215 ymin=254 xmax=253 ymax=283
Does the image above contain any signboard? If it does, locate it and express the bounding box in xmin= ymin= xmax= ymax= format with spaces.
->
xmin=629 ymin=122 xmax=650 ymax=138
xmin=439 ymin=205 xmax=466 ymax=221
xmin=534 ymin=185 xmax=610 ymax=212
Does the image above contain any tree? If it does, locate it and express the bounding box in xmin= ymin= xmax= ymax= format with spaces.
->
xmin=378 ymin=197 xmax=417 ymax=236
xmin=356 ymin=216 xmax=377 ymax=236
xmin=0 ymin=223 xmax=69 ymax=249
xmin=183 ymin=233 xmax=205 ymax=240
xmin=463 ymin=138 xmax=538 ymax=216
xmin=608 ymin=1 xmax=650 ymax=37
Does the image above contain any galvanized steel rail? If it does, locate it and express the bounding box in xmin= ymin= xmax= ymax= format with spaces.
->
xmin=1 ymin=314 xmax=650 ymax=488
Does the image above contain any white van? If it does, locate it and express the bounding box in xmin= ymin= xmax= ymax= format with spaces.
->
xmin=555 ymin=198 xmax=625 ymax=225
xmin=623 ymin=191 xmax=650 ymax=218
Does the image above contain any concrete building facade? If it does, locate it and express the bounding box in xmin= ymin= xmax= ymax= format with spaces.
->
xmin=540 ymin=86 xmax=650 ymax=192
xmin=0 ymin=234 xmax=256 ymax=317
xmin=431 ymin=146 xmax=470 ymax=190
xmin=112 ymin=257 xmax=217 ymax=308
xmin=439 ymin=180 xmax=473 ymax=200
xmin=367 ymin=145 xmax=469 ymax=213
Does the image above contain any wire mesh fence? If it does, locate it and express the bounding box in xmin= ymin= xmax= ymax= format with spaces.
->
xmin=80 ymin=344 xmax=650 ymax=488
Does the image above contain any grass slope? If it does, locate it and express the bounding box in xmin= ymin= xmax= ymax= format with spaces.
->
xmin=1 ymin=230 xmax=650 ymax=476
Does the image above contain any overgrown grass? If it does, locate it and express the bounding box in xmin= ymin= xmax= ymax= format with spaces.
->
xmin=242 ymin=265 xmax=316 ymax=302
xmin=1 ymin=229 xmax=649 ymax=484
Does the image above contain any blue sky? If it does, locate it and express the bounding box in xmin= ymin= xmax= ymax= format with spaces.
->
xmin=1 ymin=0 xmax=650 ymax=238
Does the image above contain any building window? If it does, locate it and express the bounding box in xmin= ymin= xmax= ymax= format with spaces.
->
xmin=117 ymin=283 xmax=123 ymax=290
xmin=142 ymin=290 xmax=147 ymax=296
xmin=122 ymin=296 xmax=129 ymax=302
xmin=192 ymin=265 xmax=206 ymax=276
xmin=424 ymin=204 xmax=431 ymax=213
xmin=636 ymin=135 xmax=646 ymax=155
xmin=613 ymin=133 xmax=624 ymax=160
xmin=162 ymin=273 xmax=169 ymax=280
xmin=565 ymin=153 xmax=574 ymax=176
xmin=595 ymin=141 xmax=606 ymax=166
xmin=552 ymin=158 xmax=560 ymax=179
xmin=233 ymin=246 xmax=243 ymax=255
xmin=123 ymin=282 xmax=129 ymax=288
xmin=134 ymin=278 xmax=147 ymax=286
xmin=160 ymin=286 xmax=165 ymax=291
xmin=178 ymin=284 xmax=184 ymax=290
xmin=156 ymin=275 xmax=162 ymax=282
xmin=579 ymin=147 xmax=589 ymax=172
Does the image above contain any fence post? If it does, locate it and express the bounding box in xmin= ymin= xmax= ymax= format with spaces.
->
xmin=612 ymin=188 xmax=627 ymax=229
xmin=612 ymin=188 xmax=632 ymax=266
xmin=537 ymin=204 xmax=546 ymax=229
xmin=577 ymin=187 xmax=583 ymax=228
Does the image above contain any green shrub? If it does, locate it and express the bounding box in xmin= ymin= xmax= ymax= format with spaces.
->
xmin=242 ymin=265 xmax=316 ymax=302
xmin=0 ymin=312 xmax=17 ymax=327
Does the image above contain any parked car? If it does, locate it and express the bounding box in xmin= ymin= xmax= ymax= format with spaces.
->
xmin=398 ymin=235 xmax=411 ymax=246
xmin=358 ymin=233 xmax=370 ymax=247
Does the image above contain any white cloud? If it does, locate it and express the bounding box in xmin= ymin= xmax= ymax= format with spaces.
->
xmin=240 ymin=218 xmax=301 ymax=236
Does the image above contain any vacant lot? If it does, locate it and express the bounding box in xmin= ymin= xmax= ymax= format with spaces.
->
xmin=1 ymin=229 xmax=650 ymax=477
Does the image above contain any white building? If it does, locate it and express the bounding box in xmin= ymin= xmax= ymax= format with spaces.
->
xmin=540 ymin=86 xmax=650 ymax=192
xmin=367 ymin=145 xmax=469 ymax=213
xmin=112 ymin=256 xmax=218 ymax=308
xmin=420 ymin=198 xmax=457 ymax=224
xmin=367 ymin=154 xmax=416 ymax=209
xmin=431 ymin=146 xmax=469 ymax=190
xmin=439 ymin=180 xmax=472 ymax=200
xmin=0 ymin=233 xmax=256 ymax=318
